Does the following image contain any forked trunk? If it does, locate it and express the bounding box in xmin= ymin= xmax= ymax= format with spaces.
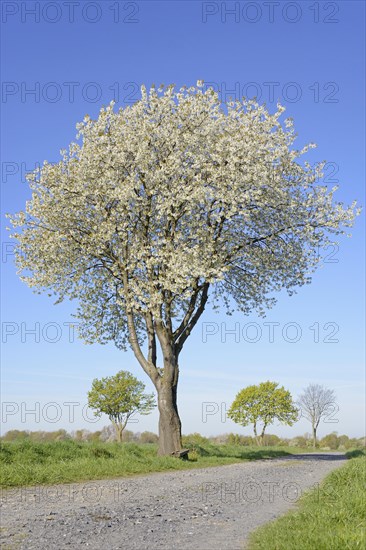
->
xmin=127 ymin=285 xmax=209 ymax=457
xmin=253 ymin=423 xmax=261 ymax=446
xmin=157 ymin=380 xmax=182 ymax=455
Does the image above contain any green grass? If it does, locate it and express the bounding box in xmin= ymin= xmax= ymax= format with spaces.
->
xmin=0 ymin=439 xmax=312 ymax=489
xmin=247 ymin=449 xmax=366 ymax=550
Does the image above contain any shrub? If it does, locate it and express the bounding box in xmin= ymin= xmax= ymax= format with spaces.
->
xmin=263 ymin=434 xmax=281 ymax=446
xmin=319 ymin=432 xmax=339 ymax=450
xmin=140 ymin=431 xmax=158 ymax=444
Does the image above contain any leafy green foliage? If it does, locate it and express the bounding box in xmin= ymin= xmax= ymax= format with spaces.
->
xmin=87 ymin=370 xmax=156 ymax=441
xmin=228 ymin=381 xmax=298 ymax=445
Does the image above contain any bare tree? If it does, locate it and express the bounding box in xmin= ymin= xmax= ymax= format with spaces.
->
xmin=297 ymin=384 xmax=336 ymax=447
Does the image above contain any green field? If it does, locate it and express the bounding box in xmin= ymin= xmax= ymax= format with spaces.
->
xmin=247 ymin=449 xmax=366 ymax=550
xmin=0 ymin=439 xmax=316 ymax=489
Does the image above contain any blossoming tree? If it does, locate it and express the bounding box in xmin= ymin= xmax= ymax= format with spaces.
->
xmin=9 ymin=82 xmax=357 ymax=455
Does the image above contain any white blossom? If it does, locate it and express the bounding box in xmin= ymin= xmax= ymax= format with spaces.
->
xmin=8 ymin=83 xmax=359 ymax=352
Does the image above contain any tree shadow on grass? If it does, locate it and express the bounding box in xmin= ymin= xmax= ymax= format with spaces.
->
xmin=234 ymin=449 xmax=294 ymax=461
xmin=273 ymin=452 xmax=347 ymax=461
xmin=189 ymin=446 xmax=295 ymax=460
xmin=345 ymin=449 xmax=365 ymax=459
xmin=188 ymin=447 xmax=350 ymax=462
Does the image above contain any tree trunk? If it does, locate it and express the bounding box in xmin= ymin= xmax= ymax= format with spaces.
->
xmin=125 ymin=281 xmax=209 ymax=457
xmin=128 ymin=320 xmax=183 ymax=456
xmin=157 ymin=379 xmax=182 ymax=455
xmin=253 ymin=423 xmax=261 ymax=446
xmin=114 ymin=424 xmax=123 ymax=443
xmin=260 ymin=424 xmax=267 ymax=446
xmin=312 ymin=425 xmax=317 ymax=448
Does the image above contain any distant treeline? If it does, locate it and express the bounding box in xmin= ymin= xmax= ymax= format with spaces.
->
xmin=1 ymin=428 xmax=365 ymax=450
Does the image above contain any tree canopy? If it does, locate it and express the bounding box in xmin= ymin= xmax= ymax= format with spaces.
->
xmin=9 ymin=83 xmax=357 ymax=348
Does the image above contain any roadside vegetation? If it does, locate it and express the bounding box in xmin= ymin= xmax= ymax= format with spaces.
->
xmin=0 ymin=438 xmax=304 ymax=489
xmin=2 ymin=427 xmax=364 ymax=450
xmin=248 ymin=449 xmax=366 ymax=550
xmin=1 ymin=429 xmax=364 ymax=489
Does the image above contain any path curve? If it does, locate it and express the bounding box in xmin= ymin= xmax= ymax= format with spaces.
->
xmin=0 ymin=452 xmax=346 ymax=549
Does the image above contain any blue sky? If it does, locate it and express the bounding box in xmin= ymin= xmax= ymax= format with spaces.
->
xmin=1 ymin=1 xmax=365 ymax=439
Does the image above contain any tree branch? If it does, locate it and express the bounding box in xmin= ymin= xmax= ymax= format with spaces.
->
xmin=145 ymin=312 xmax=157 ymax=367
xmin=121 ymin=270 xmax=160 ymax=386
xmin=175 ymin=283 xmax=210 ymax=355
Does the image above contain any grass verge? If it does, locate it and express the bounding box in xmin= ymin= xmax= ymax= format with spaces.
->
xmin=0 ymin=439 xmax=313 ymax=489
xmin=247 ymin=449 xmax=366 ymax=550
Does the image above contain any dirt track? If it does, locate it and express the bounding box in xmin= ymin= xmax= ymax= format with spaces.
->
xmin=0 ymin=452 xmax=346 ymax=549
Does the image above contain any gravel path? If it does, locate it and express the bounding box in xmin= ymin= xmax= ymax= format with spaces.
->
xmin=0 ymin=452 xmax=346 ymax=550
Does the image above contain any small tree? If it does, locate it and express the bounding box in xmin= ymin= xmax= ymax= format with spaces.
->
xmin=297 ymin=384 xmax=336 ymax=447
xmin=228 ymin=381 xmax=298 ymax=446
xmin=88 ymin=370 xmax=156 ymax=442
